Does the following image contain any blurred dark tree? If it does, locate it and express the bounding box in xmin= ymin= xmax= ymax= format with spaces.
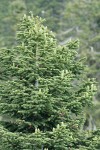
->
xmin=0 ymin=0 xmax=26 ymax=47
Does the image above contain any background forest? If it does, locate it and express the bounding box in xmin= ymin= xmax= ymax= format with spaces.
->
xmin=0 ymin=0 xmax=100 ymax=149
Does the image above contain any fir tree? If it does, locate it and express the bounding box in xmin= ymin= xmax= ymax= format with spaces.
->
xmin=0 ymin=13 xmax=99 ymax=150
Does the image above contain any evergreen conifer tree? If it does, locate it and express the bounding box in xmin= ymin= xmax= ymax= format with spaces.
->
xmin=0 ymin=13 xmax=99 ymax=150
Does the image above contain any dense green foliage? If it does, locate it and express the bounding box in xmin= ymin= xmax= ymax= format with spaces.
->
xmin=0 ymin=1 xmax=100 ymax=127
xmin=64 ymin=0 xmax=100 ymax=128
xmin=0 ymin=14 xmax=99 ymax=150
xmin=0 ymin=0 xmax=100 ymax=149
